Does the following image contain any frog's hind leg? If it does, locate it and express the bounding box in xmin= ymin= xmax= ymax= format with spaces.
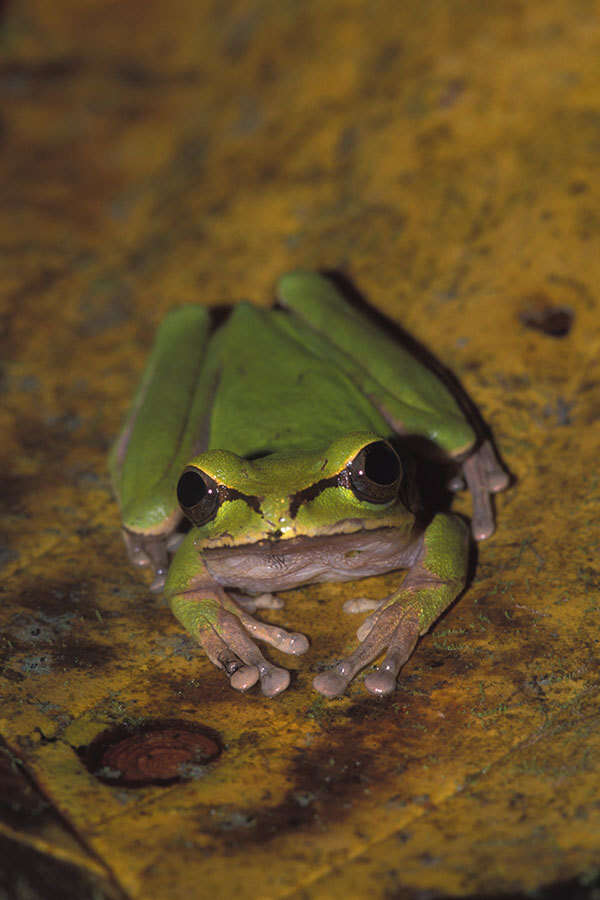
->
xmin=109 ymin=304 xmax=219 ymax=590
xmin=313 ymin=513 xmax=469 ymax=698
xmin=276 ymin=272 xmax=509 ymax=541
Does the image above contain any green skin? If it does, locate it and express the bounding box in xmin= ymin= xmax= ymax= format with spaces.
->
xmin=109 ymin=272 xmax=508 ymax=698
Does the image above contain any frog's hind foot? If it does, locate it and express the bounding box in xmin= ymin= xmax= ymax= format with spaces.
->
xmin=463 ymin=440 xmax=509 ymax=540
xmin=342 ymin=597 xmax=383 ymax=614
xmin=231 ymin=593 xmax=286 ymax=613
xmin=121 ymin=528 xmax=170 ymax=593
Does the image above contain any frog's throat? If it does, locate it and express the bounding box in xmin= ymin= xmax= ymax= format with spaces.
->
xmin=199 ymin=525 xmax=422 ymax=594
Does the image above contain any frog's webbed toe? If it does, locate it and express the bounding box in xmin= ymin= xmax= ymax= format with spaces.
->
xmin=363 ymin=617 xmax=419 ymax=695
xmin=232 ymin=592 xmax=286 ymax=613
xmin=149 ymin=571 xmax=168 ymax=593
xmin=229 ymin=666 xmax=260 ymax=691
xmin=225 ymin=597 xmax=309 ymax=657
xmin=312 ymin=668 xmax=350 ymax=699
xmin=447 ymin=473 xmax=465 ymax=492
xmin=462 ymin=439 xmax=509 ymax=540
xmin=480 ymin=439 xmax=510 ymax=492
xmin=342 ymin=597 xmax=383 ymax=615
xmin=258 ymin=666 xmax=291 ymax=697
xmin=215 ymin=609 xmax=293 ymax=696
xmin=313 ymin=605 xmax=420 ymax=698
xmin=195 ymin=624 xmax=259 ymax=691
xmin=121 ymin=529 xmax=171 ymax=592
xmin=166 ymin=532 xmax=186 ymax=553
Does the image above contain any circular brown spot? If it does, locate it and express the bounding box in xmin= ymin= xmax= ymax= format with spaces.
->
xmin=519 ymin=299 xmax=574 ymax=337
xmin=81 ymin=719 xmax=221 ymax=787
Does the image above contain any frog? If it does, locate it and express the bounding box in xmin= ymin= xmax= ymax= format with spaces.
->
xmin=109 ymin=271 xmax=508 ymax=698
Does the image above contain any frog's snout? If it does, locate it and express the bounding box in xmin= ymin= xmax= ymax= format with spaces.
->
xmin=262 ymin=513 xmax=293 ymax=538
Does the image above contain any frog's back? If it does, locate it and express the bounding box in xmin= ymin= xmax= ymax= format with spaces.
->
xmin=208 ymin=303 xmax=389 ymax=457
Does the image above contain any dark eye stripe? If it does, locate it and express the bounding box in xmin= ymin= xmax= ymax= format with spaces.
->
xmin=289 ymin=443 xmax=402 ymax=517
xmin=288 ymin=474 xmax=340 ymax=519
xmin=219 ymin=486 xmax=262 ymax=513
xmin=177 ymin=465 xmax=261 ymax=526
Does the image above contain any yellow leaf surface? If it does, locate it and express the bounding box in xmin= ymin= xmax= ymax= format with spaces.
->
xmin=1 ymin=0 xmax=599 ymax=897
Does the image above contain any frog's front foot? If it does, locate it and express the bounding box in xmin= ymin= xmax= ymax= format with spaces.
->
xmin=313 ymin=605 xmax=420 ymax=698
xmin=170 ymin=590 xmax=309 ymax=697
xmin=314 ymin=512 xmax=469 ymax=698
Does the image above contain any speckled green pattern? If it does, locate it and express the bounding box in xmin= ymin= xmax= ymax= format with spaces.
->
xmin=170 ymin=592 xmax=220 ymax=631
xmin=111 ymin=275 xmax=477 ymax=538
xmin=207 ymin=302 xmax=391 ymax=456
xmin=277 ymin=272 xmax=476 ymax=455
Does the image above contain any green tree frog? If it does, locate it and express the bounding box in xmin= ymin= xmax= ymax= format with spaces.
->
xmin=109 ymin=272 xmax=507 ymax=699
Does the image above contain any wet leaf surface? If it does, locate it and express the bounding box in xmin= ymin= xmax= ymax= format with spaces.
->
xmin=1 ymin=0 xmax=600 ymax=897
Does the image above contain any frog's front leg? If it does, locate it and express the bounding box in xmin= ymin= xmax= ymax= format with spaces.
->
xmin=313 ymin=513 xmax=469 ymax=698
xmin=168 ymin=582 xmax=309 ymax=697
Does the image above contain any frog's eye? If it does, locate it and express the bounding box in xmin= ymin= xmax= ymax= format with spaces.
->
xmin=347 ymin=441 xmax=402 ymax=504
xmin=177 ymin=467 xmax=220 ymax=525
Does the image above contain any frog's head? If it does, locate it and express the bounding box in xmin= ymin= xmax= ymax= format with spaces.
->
xmin=176 ymin=432 xmax=415 ymax=547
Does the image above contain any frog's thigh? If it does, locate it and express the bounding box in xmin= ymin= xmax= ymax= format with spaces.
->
xmin=313 ymin=514 xmax=469 ymax=698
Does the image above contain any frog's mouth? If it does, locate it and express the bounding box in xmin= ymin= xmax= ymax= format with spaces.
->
xmin=202 ymin=525 xmax=421 ymax=593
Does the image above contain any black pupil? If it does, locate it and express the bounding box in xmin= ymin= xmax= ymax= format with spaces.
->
xmin=177 ymin=470 xmax=209 ymax=507
xmin=362 ymin=442 xmax=400 ymax=485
